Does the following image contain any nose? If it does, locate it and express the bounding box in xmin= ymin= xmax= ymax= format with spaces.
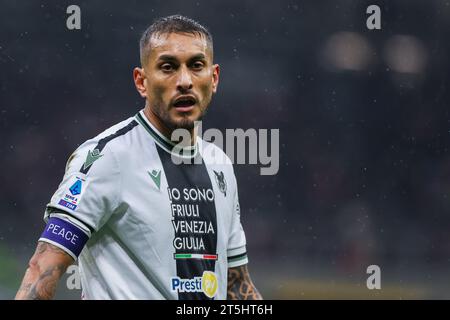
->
xmin=176 ymin=65 xmax=193 ymax=92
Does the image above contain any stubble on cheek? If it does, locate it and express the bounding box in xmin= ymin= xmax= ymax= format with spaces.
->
xmin=148 ymin=84 xmax=169 ymax=117
xmin=199 ymin=82 xmax=213 ymax=114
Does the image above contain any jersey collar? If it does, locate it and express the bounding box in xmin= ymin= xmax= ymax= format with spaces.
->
xmin=135 ymin=110 xmax=198 ymax=158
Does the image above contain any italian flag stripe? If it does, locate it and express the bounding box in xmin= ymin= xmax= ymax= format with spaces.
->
xmin=174 ymin=253 xmax=218 ymax=260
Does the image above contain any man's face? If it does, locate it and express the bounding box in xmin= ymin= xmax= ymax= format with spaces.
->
xmin=135 ymin=32 xmax=219 ymax=131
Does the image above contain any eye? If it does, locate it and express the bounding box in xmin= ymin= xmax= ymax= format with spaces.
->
xmin=192 ymin=61 xmax=204 ymax=70
xmin=160 ymin=63 xmax=175 ymax=72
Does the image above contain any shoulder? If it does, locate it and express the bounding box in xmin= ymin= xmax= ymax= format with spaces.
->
xmin=65 ymin=116 xmax=139 ymax=175
xmin=85 ymin=116 xmax=139 ymax=151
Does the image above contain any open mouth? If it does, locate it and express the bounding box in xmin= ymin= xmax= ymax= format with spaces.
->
xmin=173 ymin=96 xmax=196 ymax=110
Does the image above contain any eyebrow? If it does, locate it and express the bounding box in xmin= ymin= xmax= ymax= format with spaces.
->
xmin=157 ymin=54 xmax=178 ymax=62
xmin=189 ymin=53 xmax=207 ymax=61
xmin=157 ymin=53 xmax=207 ymax=62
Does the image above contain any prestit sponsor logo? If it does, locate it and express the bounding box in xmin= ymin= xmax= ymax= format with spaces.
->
xmin=171 ymin=271 xmax=218 ymax=298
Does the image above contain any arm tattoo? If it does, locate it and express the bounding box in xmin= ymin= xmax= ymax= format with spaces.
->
xmin=227 ymin=265 xmax=263 ymax=300
xmin=26 ymin=264 xmax=66 ymax=300
xmin=17 ymin=242 xmax=70 ymax=300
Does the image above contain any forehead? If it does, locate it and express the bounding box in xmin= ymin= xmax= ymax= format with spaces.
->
xmin=148 ymin=32 xmax=211 ymax=60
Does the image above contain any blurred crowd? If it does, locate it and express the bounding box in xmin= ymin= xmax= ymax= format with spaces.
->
xmin=1 ymin=0 xmax=450 ymax=297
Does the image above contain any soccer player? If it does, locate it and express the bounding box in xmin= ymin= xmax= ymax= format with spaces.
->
xmin=15 ymin=15 xmax=262 ymax=300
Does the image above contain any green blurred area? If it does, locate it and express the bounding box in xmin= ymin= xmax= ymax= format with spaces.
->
xmin=0 ymin=244 xmax=22 ymax=298
xmin=0 ymin=246 xmax=447 ymax=299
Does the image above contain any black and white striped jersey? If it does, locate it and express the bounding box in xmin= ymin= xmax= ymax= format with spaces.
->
xmin=40 ymin=109 xmax=248 ymax=300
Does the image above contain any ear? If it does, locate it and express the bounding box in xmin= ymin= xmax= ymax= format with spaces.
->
xmin=133 ymin=67 xmax=147 ymax=98
xmin=211 ymin=64 xmax=220 ymax=94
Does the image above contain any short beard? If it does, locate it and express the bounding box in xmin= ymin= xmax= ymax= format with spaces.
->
xmin=152 ymin=104 xmax=206 ymax=132
xmin=173 ymin=117 xmax=196 ymax=130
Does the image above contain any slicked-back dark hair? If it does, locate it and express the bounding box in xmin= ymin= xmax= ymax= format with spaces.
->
xmin=139 ymin=15 xmax=213 ymax=66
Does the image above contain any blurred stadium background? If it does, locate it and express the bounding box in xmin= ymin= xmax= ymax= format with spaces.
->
xmin=1 ymin=0 xmax=450 ymax=299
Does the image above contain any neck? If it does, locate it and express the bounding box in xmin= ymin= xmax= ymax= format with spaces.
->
xmin=143 ymin=105 xmax=196 ymax=146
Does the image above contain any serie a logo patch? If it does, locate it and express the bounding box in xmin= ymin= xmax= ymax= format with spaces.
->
xmin=59 ymin=176 xmax=86 ymax=211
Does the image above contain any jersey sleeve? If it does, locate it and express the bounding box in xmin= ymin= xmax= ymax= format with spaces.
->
xmin=40 ymin=139 xmax=121 ymax=259
xmin=227 ymin=171 xmax=249 ymax=268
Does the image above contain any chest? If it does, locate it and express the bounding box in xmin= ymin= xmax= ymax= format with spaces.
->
xmin=111 ymin=147 xmax=234 ymax=258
